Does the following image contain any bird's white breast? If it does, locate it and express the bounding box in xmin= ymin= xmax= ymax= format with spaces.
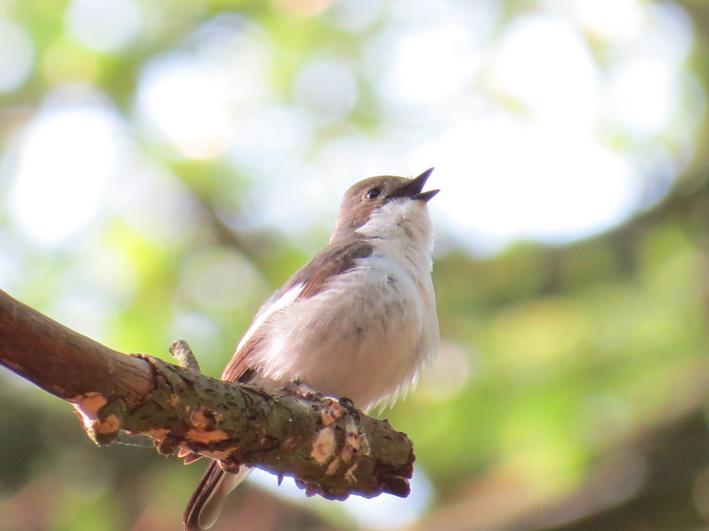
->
xmin=248 ymin=199 xmax=439 ymax=411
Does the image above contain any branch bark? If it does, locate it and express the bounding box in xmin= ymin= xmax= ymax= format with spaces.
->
xmin=0 ymin=289 xmax=414 ymax=500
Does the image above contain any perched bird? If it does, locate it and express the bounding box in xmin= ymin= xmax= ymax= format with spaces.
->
xmin=184 ymin=169 xmax=440 ymax=530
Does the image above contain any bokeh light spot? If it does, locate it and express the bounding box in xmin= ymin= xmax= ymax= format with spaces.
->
xmin=65 ymin=0 xmax=142 ymax=53
xmin=0 ymin=19 xmax=34 ymax=92
xmin=136 ymin=55 xmax=232 ymax=159
xmin=7 ymin=93 xmax=127 ymax=246
xmin=294 ymin=59 xmax=357 ymax=122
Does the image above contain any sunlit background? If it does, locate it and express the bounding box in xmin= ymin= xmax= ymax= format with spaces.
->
xmin=1 ymin=0 xmax=708 ymax=530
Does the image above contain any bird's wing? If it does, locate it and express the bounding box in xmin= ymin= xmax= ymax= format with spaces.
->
xmin=220 ymin=238 xmax=374 ymax=382
xmin=284 ymin=237 xmax=374 ymax=298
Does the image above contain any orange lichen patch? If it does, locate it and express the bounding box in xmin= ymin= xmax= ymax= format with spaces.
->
xmin=95 ymin=413 xmax=120 ymax=434
xmin=341 ymin=446 xmax=354 ymax=463
xmin=325 ymin=457 xmax=341 ymax=476
xmin=320 ymin=401 xmax=345 ymax=427
xmin=145 ymin=428 xmax=169 ymax=442
xmin=189 ymin=408 xmax=211 ymax=429
xmin=311 ymin=427 xmax=336 ymax=464
xmin=186 ymin=429 xmax=229 ymax=444
xmin=70 ymin=392 xmax=108 ymax=431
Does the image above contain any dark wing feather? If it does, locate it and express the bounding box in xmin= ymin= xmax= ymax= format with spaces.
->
xmin=183 ymin=461 xmax=224 ymax=531
xmin=290 ymin=238 xmax=373 ymax=299
xmin=220 ymin=336 xmax=263 ymax=382
xmin=219 ymin=238 xmax=374 ymax=383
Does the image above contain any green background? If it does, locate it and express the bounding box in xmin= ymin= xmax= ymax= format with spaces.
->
xmin=0 ymin=1 xmax=708 ymax=530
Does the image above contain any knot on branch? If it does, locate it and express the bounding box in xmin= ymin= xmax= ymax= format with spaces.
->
xmin=169 ymin=340 xmax=201 ymax=372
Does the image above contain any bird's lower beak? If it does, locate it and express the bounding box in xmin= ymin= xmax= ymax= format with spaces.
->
xmin=412 ymin=189 xmax=440 ymax=202
xmin=388 ymin=167 xmax=440 ymax=202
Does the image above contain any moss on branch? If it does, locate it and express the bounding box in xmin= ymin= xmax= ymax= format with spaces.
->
xmin=0 ymin=289 xmax=414 ymax=500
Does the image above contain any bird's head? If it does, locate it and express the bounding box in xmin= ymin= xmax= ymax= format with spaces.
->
xmin=331 ymin=168 xmax=439 ymax=247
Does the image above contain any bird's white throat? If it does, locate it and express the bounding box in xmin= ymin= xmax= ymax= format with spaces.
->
xmin=355 ymin=198 xmax=435 ymax=271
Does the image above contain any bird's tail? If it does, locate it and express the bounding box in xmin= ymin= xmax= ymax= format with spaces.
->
xmin=183 ymin=462 xmax=251 ymax=531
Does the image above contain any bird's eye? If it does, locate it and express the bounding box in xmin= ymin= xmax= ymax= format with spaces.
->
xmin=365 ymin=188 xmax=381 ymax=200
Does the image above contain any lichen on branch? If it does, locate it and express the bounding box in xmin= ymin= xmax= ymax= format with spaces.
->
xmin=0 ymin=289 xmax=414 ymax=500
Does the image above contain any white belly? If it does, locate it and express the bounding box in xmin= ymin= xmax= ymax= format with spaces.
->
xmin=252 ymin=251 xmax=438 ymax=411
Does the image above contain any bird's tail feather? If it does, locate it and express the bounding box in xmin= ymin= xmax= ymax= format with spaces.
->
xmin=183 ymin=462 xmax=250 ymax=530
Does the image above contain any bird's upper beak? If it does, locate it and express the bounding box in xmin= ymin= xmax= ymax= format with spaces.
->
xmin=387 ymin=167 xmax=440 ymax=202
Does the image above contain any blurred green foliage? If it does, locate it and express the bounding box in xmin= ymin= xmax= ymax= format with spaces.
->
xmin=1 ymin=1 xmax=708 ymax=530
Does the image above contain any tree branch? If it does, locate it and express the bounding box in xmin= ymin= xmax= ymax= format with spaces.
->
xmin=0 ymin=289 xmax=414 ymax=500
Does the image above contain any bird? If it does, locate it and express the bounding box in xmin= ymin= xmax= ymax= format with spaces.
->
xmin=183 ymin=168 xmax=440 ymax=530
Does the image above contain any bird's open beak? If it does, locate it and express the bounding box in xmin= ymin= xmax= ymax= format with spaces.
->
xmin=388 ymin=167 xmax=440 ymax=202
